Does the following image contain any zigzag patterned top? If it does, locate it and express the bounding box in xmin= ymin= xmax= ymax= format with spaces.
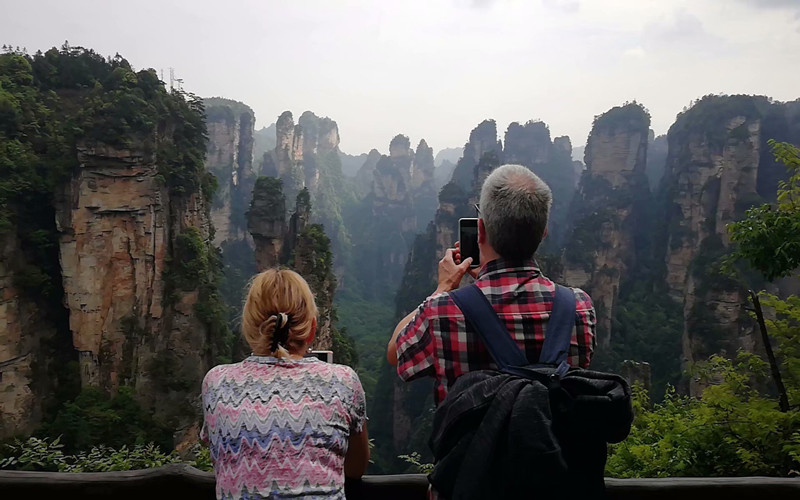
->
xmin=201 ymin=355 xmax=367 ymax=500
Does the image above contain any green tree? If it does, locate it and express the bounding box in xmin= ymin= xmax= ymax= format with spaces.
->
xmin=728 ymin=140 xmax=800 ymax=281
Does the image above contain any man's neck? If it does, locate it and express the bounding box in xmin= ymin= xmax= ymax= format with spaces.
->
xmin=479 ymin=246 xmax=501 ymax=267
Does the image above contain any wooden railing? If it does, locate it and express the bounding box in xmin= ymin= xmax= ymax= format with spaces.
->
xmin=1 ymin=464 xmax=799 ymax=499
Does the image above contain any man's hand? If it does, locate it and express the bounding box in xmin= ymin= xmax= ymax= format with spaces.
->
xmin=454 ymin=241 xmax=480 ymax=279
xmin=435 ymin=247 xmax=473 ymax=294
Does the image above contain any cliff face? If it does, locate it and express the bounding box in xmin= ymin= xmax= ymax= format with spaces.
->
xmin=562 ymin=103 xmax=650 ymax=347
xmin=203 ymin=98 xmax=256 ymax=247
xmin=0 ymin=48 xmax=229 ymax=445
xmin=248 ymin=181 xmax=335 ymax=351
xmin=663 ymin=96 xmax=768 ymax=391
xmin=503 ymin=121 xmax=577 ymax=248
xmin=54 ymin=143 xmax=220 ymax=444
xmin=0 ymin=227 xmax=61 ymax=437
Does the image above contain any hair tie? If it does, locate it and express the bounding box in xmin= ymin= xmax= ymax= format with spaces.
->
xmin=269 ymin=313 xmax=292 ymax=352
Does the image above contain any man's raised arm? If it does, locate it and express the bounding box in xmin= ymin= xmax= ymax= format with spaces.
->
xmin=386 ymin=248 xmax=473 ymax=366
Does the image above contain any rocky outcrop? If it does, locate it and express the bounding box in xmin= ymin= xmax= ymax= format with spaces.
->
xmin=247 ymin=182 xmax=335 ymax=351
xmin=259 ymin=110 xmax=352 ymax=257
xmin=450 ymin=120 xmax=502 ymax=192
xmin=661 ymin=95 xmax=800 ymax=394
xmin=55 ymin=143 xmax=219 ymax=444
xmin=354 ymin=149 xmax=382 ymax=198
xmin=562 ymin=103 xmax=650 ymax=347
xmin=272 ymin=111 xmax=306 ymax=203
xmin=247 ymin=177 xmax=287 ymax=271
xmin=621 ymin=360 xmax=652 ymax=394
xmin=203 ymin=98 xmax=256 ymax=247
xmin=266 ymin=110 xmax=341 ymax=204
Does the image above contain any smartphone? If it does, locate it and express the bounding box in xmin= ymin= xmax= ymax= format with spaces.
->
xmin=458 ymin=218 xmax=480 ymax=268
xmin=307 ymin=350 xmax=333 ymax=363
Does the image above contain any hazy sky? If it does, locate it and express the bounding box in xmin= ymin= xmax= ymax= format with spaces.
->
xmin=2 ymin=0 xmax=800 ymax=154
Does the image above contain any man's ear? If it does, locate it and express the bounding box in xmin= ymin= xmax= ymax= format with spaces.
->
xmin=478 ymin=218 xmax=488 ymax=244
xmin=543 ymin=226 xmax=548 ymax=240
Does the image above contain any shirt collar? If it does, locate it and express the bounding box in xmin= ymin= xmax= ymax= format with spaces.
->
xmin=245 ymin=354 xmax=320 ymax=365
xmin=477 ymin=258 xmax=541 ymax=280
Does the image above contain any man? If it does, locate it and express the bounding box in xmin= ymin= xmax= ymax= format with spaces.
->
xmin=387 ymin=164 xmax=596 ymax=404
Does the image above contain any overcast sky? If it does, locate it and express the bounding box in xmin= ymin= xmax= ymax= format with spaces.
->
xmin=2 ymin=0 xmax=800 ymax=154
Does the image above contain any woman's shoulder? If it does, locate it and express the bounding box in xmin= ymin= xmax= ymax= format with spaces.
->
xmin=327 ymin=363 xmax=363 ymax=389
xmin=202 ymin=361 xmax=243 ymax=387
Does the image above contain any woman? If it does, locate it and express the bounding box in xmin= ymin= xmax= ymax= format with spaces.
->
xmin=201 ymin=269 xmax=369 ymax=500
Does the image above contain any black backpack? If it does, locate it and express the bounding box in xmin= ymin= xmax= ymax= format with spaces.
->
xmin=428 ymin=284 xmax=633 ymax=499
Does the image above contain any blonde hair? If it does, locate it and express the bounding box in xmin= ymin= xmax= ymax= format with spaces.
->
xmin=242 ymin=268 xmax=318 ymax=358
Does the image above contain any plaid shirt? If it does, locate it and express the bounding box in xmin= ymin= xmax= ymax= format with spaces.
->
xmin=396 ymin=258 xmax=596 ymax=405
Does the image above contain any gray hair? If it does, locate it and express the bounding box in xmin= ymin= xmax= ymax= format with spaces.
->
xmin=479 ymin=164 xmax=552 ymax=260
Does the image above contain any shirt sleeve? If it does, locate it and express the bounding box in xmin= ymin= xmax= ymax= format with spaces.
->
xmin=572 ymin=288 xmax=596 ymax=368
xmin=396 ymin=299 xmax=437 ymax=382
xmin=348 ymin=369 xmax=368 ymax=434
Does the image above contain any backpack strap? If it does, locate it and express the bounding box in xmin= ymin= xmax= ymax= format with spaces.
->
xmin=450 ymin=283 xmax=576 ymax=376
xmin=450 ymin=284 xmax=527 ymax=371
xmin=538 ymin=284 xmax=577 ymax=376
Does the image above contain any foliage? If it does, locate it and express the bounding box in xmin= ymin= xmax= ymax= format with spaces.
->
xmin=0 ymin=437 xmax=214 ymax=472
xmin=170 ymin=227 xmax=210 ymax=290
xmin=218 ymin=238 xmax=256 ymax=358
xmin=331 ymin=324 xmax=359 ymax=369
xmin=188 ymin=444 xmax=213 ymax=472
xmin=760 ymin=292 xmax=800 ymax=406
xmin=607 ymin=353 xmax=800 ymax=477
xmin=728 ymin=140 xmax=800 ymax=281
xmin=591 ymin=101 xmax=651 ymax=135
xmin=605 ymin=286 xmax=684 ymax=399
xmin=333 ymin=287 xmax=395 ymax=397
xmin=203 ymin=97 xmax=252 ymax=125
xmin=0 ymin=436 xmax=67 ymax=472
xmin=39 ymin=387 xmax=173 ymax=454
xmin=398 ymin=451 xmax=433 ymax=474
xmin=563 ymin=208 xmax=613 ymax=270
xmin=163 ymin=227 xmax=233 ymax=363
xmin=0 ymin=43 xmax=213 ymax=307
xmin=670 ymin=94 xmax=767 ymax=152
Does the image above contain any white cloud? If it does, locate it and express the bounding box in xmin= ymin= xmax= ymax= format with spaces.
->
xmin=542 ymin=0 xmax=580 ymax=14
xmin=624 ymin=46 xmax=646 ymax=58
xmin=0 ymin=0 xmax=797 ymax=153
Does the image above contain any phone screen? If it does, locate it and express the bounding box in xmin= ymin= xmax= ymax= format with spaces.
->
xmin=458 ymin=218 xmax=480 ymax=268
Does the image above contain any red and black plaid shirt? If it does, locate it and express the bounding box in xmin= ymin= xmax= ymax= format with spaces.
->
xmin=395 ymin=258 xmax=596 ymax=405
